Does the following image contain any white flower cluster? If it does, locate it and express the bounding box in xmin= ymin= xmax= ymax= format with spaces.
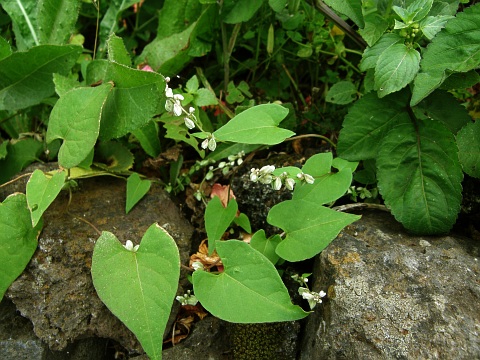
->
xmin=201 ymin=133 xmax=217 ymax=152
xmin=249 ymin=165 xmax=314 ymax=191
xmin=206 ymin=151 xmax=245 ymax=180
xmin=164 ymin=77 xmax=197 ymax=130
xmin=298 ymin=287 xmax=326 ymax=310
xmin=123 ymin=240 xmax=140 ymax=252
xmin=176 ymin=290 xmax=198 ymax=306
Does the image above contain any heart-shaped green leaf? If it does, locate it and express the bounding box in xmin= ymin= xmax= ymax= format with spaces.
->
xmin=0 ymin=193 xmax=42 ymax=299
xmin=268 ymin=199 xmax=360 ymax=261
xmin=125 ymin=173 xmax=152 ymax=214
xmin=205 ymin=196 xmax=238 ymax=254
xmin=91 ymin=224 xmax=180 ymax=360
xmin=213 ymin=104 xmax=295 ymax=145
xmin=193 ymin=240 xmax=308 ymax=323
xmin=46 ymin=83 xmax=113 ymax=168
xmin=250 ymin=230 xmax=281 ymax=265
xmin=26 ymin=169 xmax=67 ymax=227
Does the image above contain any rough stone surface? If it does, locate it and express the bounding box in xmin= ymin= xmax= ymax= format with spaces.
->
xmin=300 ymin=210 xmax=480 ymax=360
xmin=1 ymin=164 xmax=194 ymax=353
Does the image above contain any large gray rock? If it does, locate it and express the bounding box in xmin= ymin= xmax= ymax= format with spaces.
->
xmin=1 ymin=165 xmax=193 ymax=353
xmin=301 ymin=210 xmax=480 ymax=359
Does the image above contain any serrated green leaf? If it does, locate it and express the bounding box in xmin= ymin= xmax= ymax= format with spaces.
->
xmin=95 ymin=141 xmax=134 ymax=172
xmin=37 ymin=0 xmax=81 ymax=45
xmin=415 ymin=90 xmax=471 ymax=133
xmin=409 ymin=0 xmax=434 ymax=22
xmin=360 ymin=33 xmax=403 ymax=71
xmin=92 ymin=224 xmax=180 ymax=360
xmin=106 ymin=33 xmax=131 ymax=66
xmin=0 ymin=193 xmax=42 ymax=300
xmin=457 ymin=121 xmax=480 ymax=178
xmin=394 ymin=20 xmax=409 ymax=29
xmin=0 ymin=0 xmax=38 ymax=49
xmin=161 ymin=115 xmax=204 ymax=156
xmin=419 ymin=15 xmax=453 ymax=40
xmin=268 ymin=199 xmax=360 ymax=261
xmin=223 ymin=0 xmax=264 ymax=24
xmin=213 ymin=104 xmax=295 ymax=145
xmin=193 ymin=240 xmax=308 ymax=322
xmin=377 ymin=119 xmax=463 ymax=234
xmin=324 ymin=0 xmax=364 ymax=28
xmin=326 ymin=81 xmax=357 ymax=104
xmin=26 ymin=169 xmax=66 ymax=227
xmin=194 ymin=88 xmax=218 ymax=107
xmin=100 ymin=62 xmax=165 ymax=140
xmin=337 ymin=90 xmax=411 ymax=160
xmin=185 ymin=75 xmax=199 ymax=93
xmin=46 ymin=83 xmax=113 ymax=169
xmin=0 ymin=45 xmax=82 ymax=111
xmin=205 ymin=196 xmax=238 ymax=254
xmin=374 ymin=44 xmax=420 ymax=98
xmin=411 ymin=4 xmax=480 ymax=105
xmin=132 ymin=120 xmax=161 ymax=158
xmin=358 ymin=13 xmax=389 ymax=47
xmin=250 ymin=230 xmax=281 ymax=264
xmin=440 ymin=70 xmax=480 ymax=90
xmin=125 ymin=172 xmax=152 ymax=214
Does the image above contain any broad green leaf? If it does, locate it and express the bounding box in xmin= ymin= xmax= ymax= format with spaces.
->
xmin=94 ymin=141 xmax=134 ymax=172
xmin=233 ymin=213 xmax=251 ymax=233
xmin=0 ymin=138 xmax=43 ymax=184
xmin=337 ymin=90 xmax=411 ymax=160
xmin=360 ymin=33 xmax=403 ymax=71
xmin=194 ymin=88 xmax=218 ymax=107
xmin=0 ymin=36 xmax=12 ymax=60
xmin=374 ymin=44 xmax=420 ymax=98
xmin=377 ymin=119 xmax=463 ymax=234
xmin=0 ymin=0 xmax=38 ymax=49
xmin=223 ymin=0 xmax=264 ymax=24
xmin=213 ymin=104 xmax=295 ymax=145
xmin=332 ymin=157 xmax=359 ymax=172
xmin=106 ymin=33 xmax=131 ymax=66
xmin=359 ymin=13 xmax=389 ymax=47
xmin=100 ymin=62 xmax=165 ymax=140
xmin=53 ymin=73 xmax=81 ymax=97
xmin=268 ymin=200 xmax=360 ymax=261
xmin=323 ymin=0 xmax=364 ymax=28
xmin=193 ymin=240 xmax=308 ymax=322
xmin=92 ymin=224 xmax=180 ymax=360
xmin=0 ymin=141 xmax=7 ymax=159
xmin=268 ymin=0 xmax=287 ymax=13
xmin=415 ymin=90 xmax=470 ymax=133
xmin=26 ymin=169 xmax=66 ymax=227
xmin=0 ymin=193 xmax=42 ymax=300
xmin=250 ymin=230 xmax=281 ymax=264
xmin=136 ymin=21 xmax=195 ymax=74
xmin=37 ymin=0 xmax=81 ymax=45
xmin=0 ymin=45 xmax=82 ymax=111
xmin=457 ymin=121 xmax=480 ymax=178
xmin=440 ymin=70 xmax=480 ymax=90
xmin=156 ymin=0 xmax=202 ymax=39
xmin=205 ymin=196 xmax=238 ymax=254
xmin=411 ymin=4 xmax=480 ymax=105
xmin=132 ymin=120 xmax=161 ymax=158
xmin=419 ymin=15 xmax=453 ymax=40
xmin=46 ymin=83 xmax=113 ymax=169
xmin=125 ymin=173 xmax=152 ymax=214
xmin=326 ymin=81 xmax=357 ymax=105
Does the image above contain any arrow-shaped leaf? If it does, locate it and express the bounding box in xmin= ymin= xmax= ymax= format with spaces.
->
xmin=205 ymin=196 xmax=238 ymax=254
xmin=268 ymin=199 xmax=360 ymax=261
xmin=26 ymin=169 xmax=66 ymax=227
xmin=0 ymin=193 xmax=42 ymax=300
xmin=91 ymin=224 xmax=180 ymax=360
xmin=125 ymin=173 xmax=152 ymax=214
xmin=193 ymin=240 xmax=308 ymax=322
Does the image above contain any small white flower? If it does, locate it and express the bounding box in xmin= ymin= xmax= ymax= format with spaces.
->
xmin=273 ymin=176 xmax=282 ymax=190
xmin=165 ymin=86 xmax=173 ymax=98
xmin=259 ymin=174 xmax=273 ymax=185
xmin=208 ymin=136 xmax=217 ymax=151
xmin=250 ymin=168 xmax=259 ymax=182
xmin=191 ymin=261 xmax=204 ymax=271
xmin=304 ymin=173 xmax=315 ymax=184
xmin=124 ymin=240 xmax=140 ymax=252
xmin=176 ymin=290 xmax=198 ymax=306
xmin=201 ymin=138 xmax=209 ymax=150
xmin=184 ymin=117 xmax=195 ymax=129
xmin=188 ymin=106 xmax=195 ymax=114
xmin=259 ymin=165 xmax=275 ymax=174
xmin=237 ymin=158 xmax=243 ymax=165
xmin=285 ymin=177 xmax=296 ymax=191
xmin=219 ymin=161 xmax=226 ymax=169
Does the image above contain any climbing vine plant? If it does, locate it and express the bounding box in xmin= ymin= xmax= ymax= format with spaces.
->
xmin=0 ymin=0 xmax=479 ymax=359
